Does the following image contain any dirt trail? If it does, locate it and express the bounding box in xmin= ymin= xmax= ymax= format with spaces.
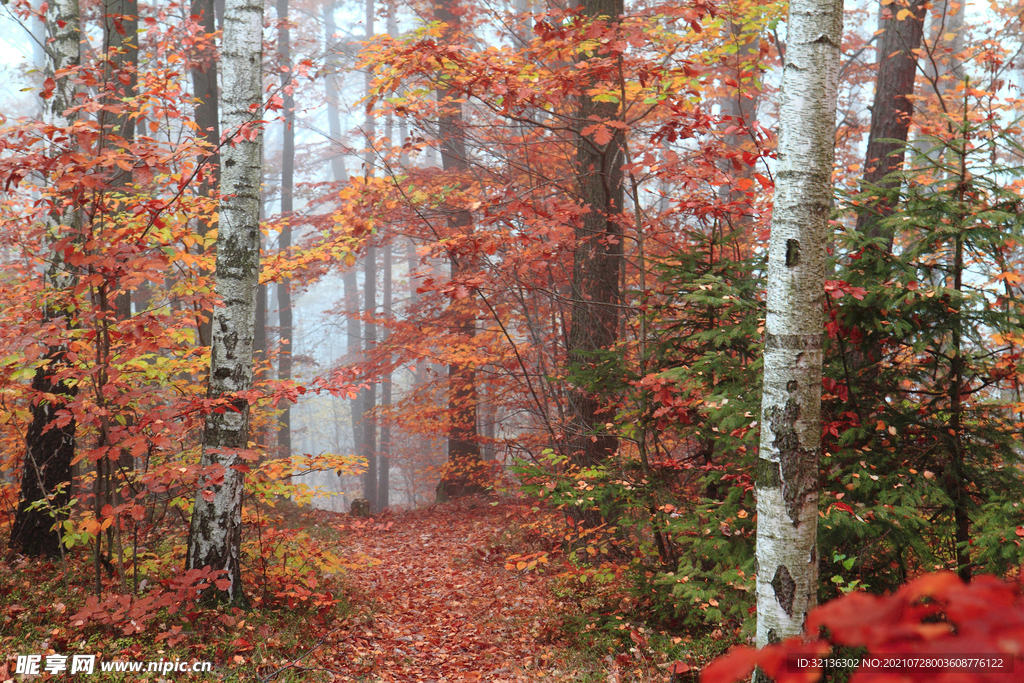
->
xmin=286 ymin=498 xmax=567 ymax=682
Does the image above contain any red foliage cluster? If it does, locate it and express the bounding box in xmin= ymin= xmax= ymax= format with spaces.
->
xmin=703 ymin=572 xmax=1024 ymax=683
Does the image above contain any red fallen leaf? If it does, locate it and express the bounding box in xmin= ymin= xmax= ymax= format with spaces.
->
xmin=667 ymin=660 xmax=691 ymax=673
xmin=1015 ymin=526 xmax=1024 ymax=536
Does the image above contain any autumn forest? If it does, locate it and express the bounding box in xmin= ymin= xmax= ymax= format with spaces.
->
xmin=1 ymin=0 xmax=1024 ymax=680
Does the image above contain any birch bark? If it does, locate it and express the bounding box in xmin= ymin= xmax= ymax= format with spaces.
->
xmin=755 ymin=0 xmax=842 ymax=647
xmin=185 ymin=0 xmax=263 ymax=605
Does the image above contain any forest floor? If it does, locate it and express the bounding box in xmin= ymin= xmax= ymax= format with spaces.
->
xmin=0 ymin=496 xmax=698 ymax=682
xmin=266 ymin=496 xmax=685 ymax=682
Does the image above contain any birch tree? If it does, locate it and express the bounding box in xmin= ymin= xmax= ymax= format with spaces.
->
xmin=185 ymin=0 xmax=264 ymax=605
xmin=755 ymin=0 xmax=842 ymax=647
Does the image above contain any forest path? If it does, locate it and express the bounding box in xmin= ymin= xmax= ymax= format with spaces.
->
xmin=297 ymin=497 xmax=574 ymax=682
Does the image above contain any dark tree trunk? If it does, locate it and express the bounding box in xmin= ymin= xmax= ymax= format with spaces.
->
xmin=9 ymin=358 xmax=77 ymax=557
xmin=276 ymin=0 xmax=294 ymax=457
xmin=357 ymin=0 xmax=378 ymax=511
xmin=361 ymin=246 xmax=378 ymax=510
xmin=378 ymin=243 xmax=392 ymax=511
xmin=720 ymin=4 xmax=762 ymax=229
xmin=433 ymin=0 xmax=485 ymax=502
xmin=856 ymin=0 xmax=926 ymax=251
xmin=10 ymin=0 xmax=82 ymax=560
xmin=566 ymin=0 xmax=625 ymax=469
xmin=191 ymin=0 xmax=220 ymax=348
xmin=344 ymin=264 xmax=362 ymax=473
xmin=103 ymin=0 xmax=138 ymax=480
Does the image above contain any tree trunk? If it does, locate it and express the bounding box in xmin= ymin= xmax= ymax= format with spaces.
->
xmin=276 ymin=0 xmax=294 ymax=457
xmin=378 ymin=243 xmax=392 ymax=511
xmin=856 ymin=0 xmax=926 ymax=251
xmin=344 ymin=263 xmax=362 ymax=474
xmin=926 ymin=0 xmax=965 ymax=98
xmin=185 ymin=0 xmax=264 ymax=606
xmin=754 ymin=0 xmax=842 ymax=650
xmin=324 ymin=1 xmax=348 ymax=184
xmin=720 ymin=3 xmax=763 ymax=229
xmin=566 ymin=0 xmax=625 ymax=469
xmin=9 ymin=0 xmax=82 ymax=559
xmin=361 ymin=245 xmax=378 ymax=510
xmin=254 ymin=280 xmax=267 ymax=446
xmin=190 ymin=0 xmax=220 ymax=348
xmin=433 ymin=0 xmax=485 ymax=502
xmin=356 ymin=0 xmax=378 ymax=511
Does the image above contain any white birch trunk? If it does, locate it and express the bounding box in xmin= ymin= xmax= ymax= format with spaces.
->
xmin=185 ymin=0 xmax=263 ymax=604
xmin=755 ymin=0 xmax=842 ymax=647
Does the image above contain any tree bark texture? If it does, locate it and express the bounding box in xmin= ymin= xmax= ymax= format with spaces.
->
xmin=9 ymin=0 xmax=82 ymax=559
xmin=434 ymin=0 xmax=485 ymax=501
xmin=856 ymin=0 xmax=926 ymax=250
xmin=755 ymin=0 xmax=842 ymax=649
xmin=276 ymin=0 xmax=294 ymax=457
xmin=720 ymin=2 xmax=763 ymax=229
xmin=566 ymin=0 xmax=624 ymax=469
xmin=185 ymin=0 xmax=263 ymax=605
xmin=190 ymin=0 xmax=220 ymax=348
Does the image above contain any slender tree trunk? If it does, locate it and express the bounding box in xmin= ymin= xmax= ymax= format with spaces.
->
xmin=344 ymin=263 xmax=362 ymax=482
xmin=102 ymin=0 xmax=139 ymax=586
xmin=566 ymin=0 xmax=624 ymax=469
xmin=948 ymin=159 xmax=970 ymax=582
xmin=190 ymin=0 xmax=220 ymax=348
xmin=254 ymin=280 xmax=267 ymax=446
xmin=378 ymin=11 xmax=395 ymax=509
xmin=276 ymin=0 xmax=294 ymax=457
xmin=378 ymin=243 xmax=391 ymax=511
xmin=856 ymin=0 xmax=926 ymax=250
xmin=9 ymin=0 xmax=82 ymax=559
xmin=433 ymin=0 xmax=485 ymax=502
xmin=754 ymin=0 xmax=842 ymax=649
xmin=720 ymin=1 xmax=763 ymax=229
xmin=361 ymin=245 xmax=378 ymax=509
xmin=185 ymin=0 xmax=264 ymax=605
xmin=324 ymin=2 xmax=348 ymax=185
xmin=356 ymin=0 xmax=378 ymax=510
xmin=324 ymin=1 xmax=361 ymax=498
xmin=927 ymin=0 xmax=966 ymax=96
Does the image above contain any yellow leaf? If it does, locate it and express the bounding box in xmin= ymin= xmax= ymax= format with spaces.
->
xmin=896 ymin=8 xmax=912 ymax=20
xmin=943 ymin=32 xmax=957 ymax=42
